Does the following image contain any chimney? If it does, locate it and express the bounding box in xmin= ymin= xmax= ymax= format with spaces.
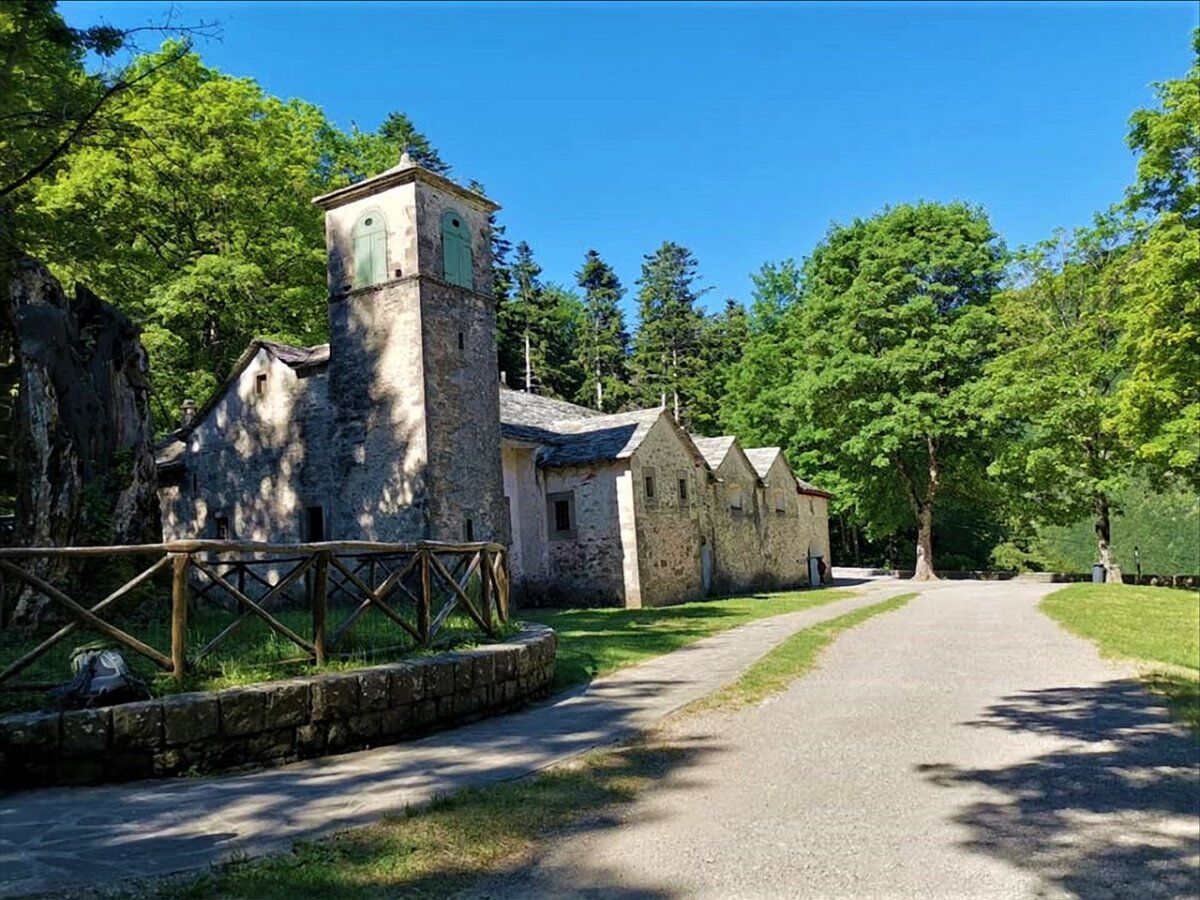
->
xmin=180 ymin=398 xmax=197 ymax=429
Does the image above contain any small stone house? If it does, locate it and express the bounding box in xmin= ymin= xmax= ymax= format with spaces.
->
xmin=156 ymin=155 xmax=831 ymax=607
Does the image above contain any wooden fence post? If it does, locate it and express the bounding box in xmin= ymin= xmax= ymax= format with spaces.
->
xmin=480 ymin=549 xmax=493 ymax=633
xmin=312 ymin=551 xmax=329 ymax=666
xmin=170 ymin=553 xmax=189 ymax=679
xmin=419 ymin=549 xmax=431 ymax=647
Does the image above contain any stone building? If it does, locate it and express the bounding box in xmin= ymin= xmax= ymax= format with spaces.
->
xmin=157 ymin=155 xmax=831 ymax=607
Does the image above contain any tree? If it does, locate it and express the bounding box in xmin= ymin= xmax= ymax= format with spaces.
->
xmin=986 ymin=226 xmax=1133 ymax=581
xmin=689 ymin=299 xmax=749 ymax=435
xmin=788 ymin=203 xmax=1004 ymax=580
xmin=1113 ymin=32 xmax=1200 ymax=487
xmin=496 ymin=242 xmax=582 ymax=398
xmin=378 ymin=111 xmax=450 ymax=174
xmin=25 ymin=45 xmax=407 ymax=428
xmin=573 ymin=249 xmax=630 ymax=411
xmin=631 ymin=241 xmax=707 ymax=421
xmin=0 ymin=2 xmax=216 ymax=210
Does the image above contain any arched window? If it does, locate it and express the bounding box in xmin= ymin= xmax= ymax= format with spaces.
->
xmin=352 ymin=210 xmax=388 ymax=288
xmin=441 ymin=209 xmax=473 ymax=288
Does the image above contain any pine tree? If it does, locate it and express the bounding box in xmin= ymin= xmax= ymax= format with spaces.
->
xmin=631 ymin=242 xmax=707 ymax=422
xmin=496 ymin=242 xmax=583 ymax=397
xmin=379 ymin=111 xmax=450 ymax=174
xmin=573 ymin=250 xmax=631 ymax=411
xmin=689 ymin=299 xmax=750 ymax=434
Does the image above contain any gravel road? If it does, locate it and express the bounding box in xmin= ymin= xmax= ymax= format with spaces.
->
xmin=467 ymin=579 xmax=1200 ymax=899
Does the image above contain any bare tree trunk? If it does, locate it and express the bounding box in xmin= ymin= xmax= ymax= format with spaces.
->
xmin=594 ymin=359 xmax=602 ymax=410
xmin=851 ymin=522 xmax=862 ymax=567
xmin=523 ymin=331 xmax=531 ymax=394
xmin=1094 ymin=492 xmax=1123 ymax=583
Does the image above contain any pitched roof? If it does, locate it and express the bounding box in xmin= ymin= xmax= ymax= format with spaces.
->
xmin=743 ymin=447 xmax=782 ymax=479
xmin=690 ymin=435 xmax=736 ymax=469
xmin=499 ymin=387 xmax=602 ymax=428
xmin=262 ymin=340 xmax=329 ymax=371
xmin=537 ymin=408 xmax=665 ymax=467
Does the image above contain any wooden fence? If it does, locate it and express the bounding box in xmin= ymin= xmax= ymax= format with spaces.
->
xmin=0 ymin=540 xmax=509 ymax=690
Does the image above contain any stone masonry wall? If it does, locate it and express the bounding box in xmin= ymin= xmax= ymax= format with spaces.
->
xmin=0 ymin=625 xmax=556 ymax=790
xmin=541 ymin=465 xmax=627 ymax=606
xmin=629 ymin=418 xmax=707 ymax=608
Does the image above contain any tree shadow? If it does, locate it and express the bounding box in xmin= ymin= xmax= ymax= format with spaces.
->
xmin=920 ymin=681 xmax=1200 ymax=899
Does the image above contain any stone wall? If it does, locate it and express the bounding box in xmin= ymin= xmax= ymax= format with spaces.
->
xmin=758 ymin=454 xmax=810 ymax=589
xmin=160 ymin=348 xmax=332 ymax=545
xmin=540 ymin=465 xmax=627 ymax=606
xmin=707 ymin=447 xmax=769 ymax=594
xmin=0 ymin=625 xmax=556 ymax=790
xmin=629 ymin=417 xmax=707 ymax=608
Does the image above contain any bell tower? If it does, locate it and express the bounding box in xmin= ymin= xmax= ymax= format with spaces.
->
xmin=313 ymin=153 xmax=506 ymax=543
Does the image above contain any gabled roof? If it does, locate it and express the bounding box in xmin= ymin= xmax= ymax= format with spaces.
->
xmin=743 ymin=447 xmax=782 ymax=479
xmin=690 ymin=435 xmax=736 ymax=469
xmin=537 ymin=408 xmax=664 ymax=468
xmin=499 ymin=387 xmax=602 ymax=428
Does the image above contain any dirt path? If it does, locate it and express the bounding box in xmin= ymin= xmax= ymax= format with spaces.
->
xmin=467 ymin=580 xmax=1200 ymax=899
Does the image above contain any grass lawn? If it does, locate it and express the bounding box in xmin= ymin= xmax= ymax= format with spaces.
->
xmin=696 ymin=593 xmax=916 ymax=711
xmin=521 ymin=587 xmax=854 ymax=692
xmin=0 ymin=604 xmax=507 ymax=715
xmin=1040 ymin=583 xmax=1200 ymax=729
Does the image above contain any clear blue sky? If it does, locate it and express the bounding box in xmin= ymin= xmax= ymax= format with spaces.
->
xmin=61 ymin=1 xmax=1197 ymax=316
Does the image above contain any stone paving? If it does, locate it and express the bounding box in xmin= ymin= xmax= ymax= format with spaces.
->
xmin=0 ymin=582 xmax=907 ymax=897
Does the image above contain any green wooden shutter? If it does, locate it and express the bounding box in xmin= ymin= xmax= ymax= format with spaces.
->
xmin=442 ymin=210 xmax=473 ymax=288
xmin=353 ymin=212 xmax=387 ymax=288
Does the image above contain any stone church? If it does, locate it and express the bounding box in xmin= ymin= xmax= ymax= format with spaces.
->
xmin=156 ymin=155 xmax=831 ymax=607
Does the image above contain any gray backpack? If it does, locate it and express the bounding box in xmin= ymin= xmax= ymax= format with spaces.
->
xmin=50 ymin=647 xmax=151 ymax=709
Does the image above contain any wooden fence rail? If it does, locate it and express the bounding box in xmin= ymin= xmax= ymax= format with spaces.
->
xmin=0 ymin=540 xmax=509 ymax=689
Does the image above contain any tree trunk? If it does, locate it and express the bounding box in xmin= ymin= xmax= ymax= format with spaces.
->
xmin=523 ymin=331 xmax=531 ymax=394
xmin=912 ymin=501 xmax=938 ymax=580
xmin=851 ymin=522 xmax=862 ymax=567
xmin=1094 ymin=492 xmax=1123 ymax=583
xmin=594 ymin=359 xmax=602 ymax=410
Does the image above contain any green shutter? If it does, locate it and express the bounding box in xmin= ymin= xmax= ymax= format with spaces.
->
xmin=442 ymin=210 xmax=473 ymax=288
xmin=352 ymin=211 xmax=387 ymax=288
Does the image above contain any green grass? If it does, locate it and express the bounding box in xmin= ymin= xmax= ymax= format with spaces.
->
xmin=1041 ymin=583 xmax=1200 ymax=729
xmin=696 ymin=593 xmax=916 ymax=711
xmin=0 ymin=602 xmax=508 ymax=715
xmin=521 ymin=587 xmax=853 ymax=692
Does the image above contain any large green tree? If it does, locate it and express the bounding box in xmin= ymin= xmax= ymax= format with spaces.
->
xmin=1113 ymin=32 xmax=1199 ymax=487
xmin=573 ymin=249 xmax=631 ymax=411
xmin=688 ymin=299 xmax=750 ymax=436
xmin=986 ymin=226 xmax=1133 ymax=581
xmin=496 ymin=242 xmax=583 ymax=398
xmin=24 ymin=45 xmax=418 ymax=427
xmin=784 ymin=203 xmax=1004 ymax=579
xmin=631 ymin=241 xmax=707 ymax=422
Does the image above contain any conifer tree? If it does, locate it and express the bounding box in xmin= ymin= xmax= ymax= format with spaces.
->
xmin=573 ymin=249 xmax=631 ymax=411
xmin=689 ymin=299 xmax=750 ymax=435
xmin=379 ymin=111 xmax=450 ymax=174
xmin=631 ymin=242 xmax=707 ymax=422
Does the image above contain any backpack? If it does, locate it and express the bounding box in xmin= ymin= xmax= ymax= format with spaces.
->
xmin=49 ymin=646 xmax=151 ymax=709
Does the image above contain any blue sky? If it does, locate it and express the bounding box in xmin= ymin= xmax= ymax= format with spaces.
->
xmin=61 ymin=1 xmax=1197 ymax=316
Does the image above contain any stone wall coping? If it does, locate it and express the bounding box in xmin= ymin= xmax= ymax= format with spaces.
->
xmin=0 ymin=623 xmax=556 ymax=790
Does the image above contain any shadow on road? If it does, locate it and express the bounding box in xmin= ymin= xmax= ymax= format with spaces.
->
xmin=921 ymin=681 xmax=1200 ymax=899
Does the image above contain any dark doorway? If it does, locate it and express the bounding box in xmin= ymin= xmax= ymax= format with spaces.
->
xmin=305 ymin=506 xmax=326 ymax=542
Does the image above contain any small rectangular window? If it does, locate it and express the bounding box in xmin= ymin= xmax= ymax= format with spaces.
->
xmin=458 ymin=331 xmax=465 ymax=350
xmin=644 ymin=473 xmax=656 ymax=501
xmin=729 ymin=485 xmax=744 ymax=511
xmin=547 ymin=491 xmax=576 ymax=540
xmin=305 ymin=506 xmax=325 ymax=542
xmin=464 ymin=518 xmax=474 ymax=541
xmin=775 ymin=492 xmax=787 ymax=514
xmin=255 ymin=373 xmax=268 ymax=397
xmin=213 ymin=515 xmax=230 ymax=540
xmin=678 ymin=477 xmax=688 ymax=503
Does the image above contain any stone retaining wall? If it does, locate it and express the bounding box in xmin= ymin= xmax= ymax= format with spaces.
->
xmin=0 ymin=624 xmax=556 ymax=790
